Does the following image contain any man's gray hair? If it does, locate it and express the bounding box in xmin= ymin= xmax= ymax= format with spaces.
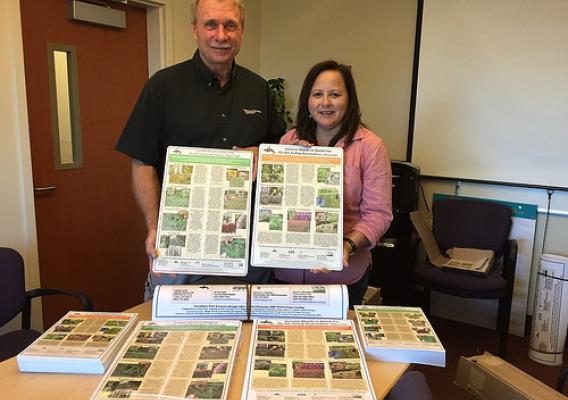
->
xmin=191 ymin=0 xmax=246 ymax=29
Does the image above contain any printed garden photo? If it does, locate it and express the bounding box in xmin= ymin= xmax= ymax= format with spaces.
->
xmin=53 ymin=325 xmax=75 ymax=332
xmin=102 ymin=379 xmax=141 ymax=393
xmin=317 ymin=167 xmax=340 ymax=185
xmin=329 ymin=362 xmax=363 ymax=379
xmin=199 ymin=345 xmax=232 ymax=360
xmin=254 ymin=359 xmax=271 ymax=370
xmin=257 ymin=330 xmax=285 ymax=342
xmin=269 ymin=214 xmax=283 ymax=231
xmin=222 ymin=213 xmax=237 ymax=233
xmin=165 ymin=187 xmax=190 ymax=207
xmin=316 ymin=188 xmax=340 ymax=208
xmin=111 ymin=362 xmax=151 ymax=378
xmin=185 ymin=381 xmax=224 ymax=399
xmin=90 ymin=335 xmax=114 ymax=343
xmin=104 ymin=320 xmax=128 ymax=327
xmin=219 ymin=237 xmax=246 ymax=259
xmin=366 ymin=332 xmax=385 ymax=340
xmin=65 ymin=334 xmax=91 ymax=341
xmin=135 ymin=331 xmax=168 ymax=345
xmin=221 ymin=213 xmax=246 ymax=233
xmin=255 ymin=343 xmax=285 ymax=357
xmin=287 ymin=210 xmax=311 ymax=232
xmin=325 ymin=331 xmax=355 ymax=343
xmin=268 ymin=363 xmax=287 ymax=377
xmin=315 ymin=212 xmax=339 ymax=233
xmin=98 ymin=327 xmax=121 ymax=335
xmin=207 ymin=332 xmax=235 ymax=345
xmin=223 ymin=190 xmax=248 ymax=210
xmin=259 ymin=186 xmax=283 ymax=205
xmin=192 ymin=361 xmax=229 ymax=378
xmin=61 ymin=318 xmax=83 ymax=326
xmin=328 ymin=345 xmax=360 ymax=359
xmin=159 ymin=234 xmax=186 ymax=249
xmin=261 ymin=163 xmax=284 ymax=183
xmin=226 ymin=168 xmax=250 ymax=188
xmin=162 ymin=211 xmax=188 ymax=231
xmin=124 ymin=345 xmax=158 ymax=360
xmin=292 ymin=362 xmax=325 ymax=379
xmin=168 ymin=164 xmax=193 ymax=184
xmin=42 ymin=333 xmax=66 ymax=341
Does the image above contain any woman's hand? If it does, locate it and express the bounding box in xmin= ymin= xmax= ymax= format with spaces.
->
xmin=310 ymin=267 xmax=331 ymax=274
xmin=293 ymin=139 xmax=314 ymax=147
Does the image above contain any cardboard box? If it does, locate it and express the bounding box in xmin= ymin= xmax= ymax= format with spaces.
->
xmin=362 ymin=285 xmax=382 ymax=305
xmin=455 ymin=352 xmax=567 ymax=400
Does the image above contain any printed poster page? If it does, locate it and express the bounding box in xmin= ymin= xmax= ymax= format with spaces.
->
xmin=151 ymin=284 xmax=349 ymax=321
xmin=17 ymin=312 xmax=138 ymax=374
xmin=91 ymin=320 xmax=242 ymax=400
xmin=242 ymin=319 xmax=376 ymax=400
xmin=152 ymin=284 xmax=249 ymax=321
xmin=252 ymin=143 xmax=344 ymax=270
xmin=153 ymin=146 xmax=253 ymax=276
xmin=354 ymin=306 xmax=445 ymax=367
xmin=250 ymin=284 xmax=349 ymax=320
xmin=530 ymin=255 xmax=568 ymax=363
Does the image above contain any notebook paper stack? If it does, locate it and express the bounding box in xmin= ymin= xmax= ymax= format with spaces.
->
xmin=17 ymin=311 xmax=137 ymax=374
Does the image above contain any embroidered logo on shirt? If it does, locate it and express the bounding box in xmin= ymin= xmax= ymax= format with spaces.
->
xmin=243 ymin=108 xmax=262 ymax=115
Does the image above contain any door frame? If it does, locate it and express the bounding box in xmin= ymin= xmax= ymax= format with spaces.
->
xmin=8 ymin=0 xmax=170 ymax=331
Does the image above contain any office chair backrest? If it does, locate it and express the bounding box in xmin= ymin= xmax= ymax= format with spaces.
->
xmin=433 ymin=199 xmax=512 ymax=256
xmin=0 ymin=247 xmax=27 ymax=326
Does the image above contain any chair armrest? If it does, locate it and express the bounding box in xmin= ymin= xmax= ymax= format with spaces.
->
xmin=501 ymin=239 xmax=518 ymax=310
xmin=22 ymin=288 xmax=94 ymax=329
xmin=502 ymin=239 xmax=518 ymax=280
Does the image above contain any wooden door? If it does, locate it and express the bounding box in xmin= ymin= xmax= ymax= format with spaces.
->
xmin=20 ymin=0 xmax=149 ymax=327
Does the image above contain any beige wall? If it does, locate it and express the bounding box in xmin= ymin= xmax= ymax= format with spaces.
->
xmin=259 ymin=0 xmax=417 ymax=160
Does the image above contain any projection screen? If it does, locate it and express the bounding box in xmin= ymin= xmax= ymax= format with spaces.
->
xmin=412 ymin=0 xmax=568 ymax=189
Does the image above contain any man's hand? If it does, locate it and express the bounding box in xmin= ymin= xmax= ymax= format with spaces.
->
xmin=145 ymin=229 xmax=158 ymax=270
xmin=233 ymin=146 xmax=259 ymax=181
xmin=131 ymin=160 xmax=160 ymax=272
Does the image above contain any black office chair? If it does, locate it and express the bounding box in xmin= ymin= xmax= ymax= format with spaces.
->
xmin=413 ymin=198 xmax=518 ymax=358
xmin=0 ymin=247 xmax=93 ymax=361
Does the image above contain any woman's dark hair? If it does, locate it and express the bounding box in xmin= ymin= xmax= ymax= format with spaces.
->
xmin=296 ymin=60 xmax=363 ymax=147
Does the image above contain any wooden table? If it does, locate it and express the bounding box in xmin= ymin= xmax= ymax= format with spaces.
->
xmin=0 ymin=302 xmax=409 ymax=399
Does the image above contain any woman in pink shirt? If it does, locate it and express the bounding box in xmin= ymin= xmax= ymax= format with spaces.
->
xmin=273 ymin=60 xmax=393 ymax=307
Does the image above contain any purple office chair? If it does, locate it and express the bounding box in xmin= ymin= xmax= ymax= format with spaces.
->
xmin=386 ymin=371 xmax=433 ymax=400
xmin=413 ymin=198 xmax=518 ymax=358
xmin=0 ymin=247 xmax=93 ymax=361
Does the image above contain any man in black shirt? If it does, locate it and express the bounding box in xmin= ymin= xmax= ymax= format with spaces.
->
xmin=116 ymin=0 xmax=283 ymax=299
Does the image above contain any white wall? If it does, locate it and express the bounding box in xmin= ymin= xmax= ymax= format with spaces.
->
xmin=0 ymin=0 xmax=42 ymax=332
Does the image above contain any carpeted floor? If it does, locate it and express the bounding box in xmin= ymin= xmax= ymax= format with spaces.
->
xmin=409 ymin=316 xmax=568 ymax=399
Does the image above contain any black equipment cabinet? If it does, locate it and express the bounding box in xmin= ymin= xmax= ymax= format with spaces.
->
xmin=369 ymin=161 xmax=420 ymax=305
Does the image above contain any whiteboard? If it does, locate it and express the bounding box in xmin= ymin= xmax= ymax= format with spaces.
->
xmin=412 ymin=0 xmax=568 ymax=189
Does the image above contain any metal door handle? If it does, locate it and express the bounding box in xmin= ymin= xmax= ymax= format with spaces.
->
xmin=34 ymin=186 xmax=56 ymax=193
